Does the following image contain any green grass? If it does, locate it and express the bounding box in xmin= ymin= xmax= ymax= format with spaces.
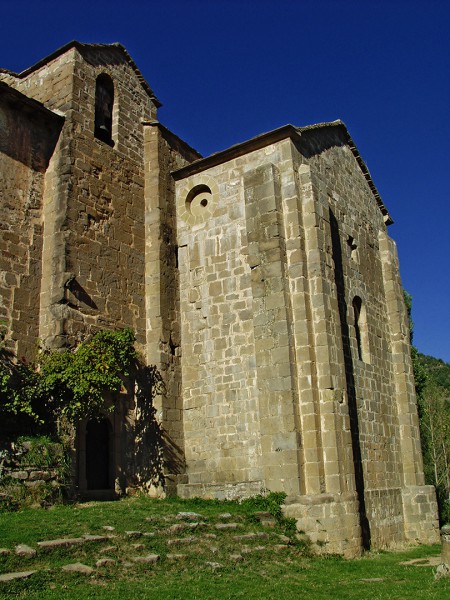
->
xmin=0 ymin=495 xmax=448 ymax=599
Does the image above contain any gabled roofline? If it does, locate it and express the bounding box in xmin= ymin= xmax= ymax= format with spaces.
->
xmin=327 ymin=121 xmax=393 ymax=225
xmin=0 ymin=41 xmax=161 ymax=108
xmin=172 ymin=120 xmax=393 ymax=225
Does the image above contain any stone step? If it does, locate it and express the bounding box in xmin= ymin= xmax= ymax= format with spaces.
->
xmin=37 ymin=534 xmax=111 ymax=551
xmin=132 ymin=554 xmax=160 ymax=564
xmin=61 ymin=563 xmax=94 ymax=574
xmin=38 ymin=538 xmax=84 ymax=550
xmin=176 ymin=512 xmax=203 ymax=521
xmin=15 ymin=544 xmax=36 ymax=558
xmin=96 ymin=558 xmax=116 ymax=567
xmin=0 ymin=570 xmax=36 ymax=582
xmin=0 ymin=514 xmax=293 ymax=587
xmin=215 ymin=523 xmax=240 ymax=530
xmin=233 ymin=532 xmax=268 ymax=541
xmin=167 ymin=536 xmax=196 ymax=546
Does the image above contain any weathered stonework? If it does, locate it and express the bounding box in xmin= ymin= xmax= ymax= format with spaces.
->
xmin=0 ymin=42 xmax=439 ymax=555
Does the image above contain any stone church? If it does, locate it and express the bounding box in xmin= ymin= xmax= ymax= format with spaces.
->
xmin=0 ymin=42 xmax=439 ymax=555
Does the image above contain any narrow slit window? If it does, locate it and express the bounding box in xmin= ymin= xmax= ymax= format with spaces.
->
xmin=352 ymin=296 xmax=370 ymax=363
xmin=94 ymin=74 xmax=115 ymax=147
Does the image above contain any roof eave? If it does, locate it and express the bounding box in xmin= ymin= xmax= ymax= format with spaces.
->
xmin=172 ymin=124 xmax=298 ymax=181
xmin=172 ymin=120 xmax=393 ymax=225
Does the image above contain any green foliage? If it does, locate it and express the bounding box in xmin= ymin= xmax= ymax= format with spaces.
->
xmin=0 ymin=436 xmax=70 ymax=510
xmin=403 ymin=290 xmax=414 ymax=345
xmin=16 ymin=436 xmax=65 ymax=469
xmin=0 ymin=478 xmax=63 ymax=511
xmin=403 ymin=290 xmax=428 ymax=400
xmin=239 ymin=491 xmax=300 ymax=539
xmin=240 ymin=491 xmax=287 ymax=520
xmin=0 ymin=327 xmax=41 ymax=424
xmin=418 ymin=381 xmax=450 ymax=524
xmin=0 ymin=328 xmax=138 ymax=425
xmin=0 ymin=496 xmax=447 ymax=600
xmin=412 ymin=345 xmax=429 ymax=401
xmin=418 ymin=353 xmax=450 ymax=392
xmin=404 ymin=291 xmax=450 ymax=524
xmin=37 ymin=328 xmax=137 ymax=421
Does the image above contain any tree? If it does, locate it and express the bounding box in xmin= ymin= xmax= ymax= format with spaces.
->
xmin=404 ymin=291 xmax=450 ymax=524
xmin=418 ymin=382 xmax=450 ymax=522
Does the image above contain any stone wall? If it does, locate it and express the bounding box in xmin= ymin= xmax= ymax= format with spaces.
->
xmin=174 ymin=126 xmax=440 ymax=553
xmin=0 ymin=44 xmax=439 ymax=555
xmin=0 ymin=439 xmax=66 ymax=508
xmin=0 ymin=83 xmax=63 ymax=360
xmin=143 ymin=123 xmax=200 ymax=494
xmin=0 ymin=44 xmax=198 ymax=495
xmin=297 ymin=135 xmax=405 ymax=546
xmin=176 ymin=156 xmax=268 ymax=498
xmin=1 ymin=45 xmax=161 ymax=351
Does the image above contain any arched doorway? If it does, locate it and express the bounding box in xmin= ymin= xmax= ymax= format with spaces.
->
xmin=86 ymin=418 xmax=111 ymax=490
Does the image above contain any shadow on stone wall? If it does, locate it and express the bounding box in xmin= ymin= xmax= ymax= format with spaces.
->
xmin=329 ymin=208 xmax=371 ymax=551
xmin=131 ymin=364 xmax=186 ymax=492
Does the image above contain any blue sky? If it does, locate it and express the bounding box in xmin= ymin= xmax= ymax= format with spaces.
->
xmin=1 ymin=0 xmax=449 ymax=361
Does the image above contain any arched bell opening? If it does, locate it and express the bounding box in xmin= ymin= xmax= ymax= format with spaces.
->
xmin=94 ymin=73 xmax=115 ymax=147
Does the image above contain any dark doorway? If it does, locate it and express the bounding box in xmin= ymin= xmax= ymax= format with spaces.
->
xmin=86 ymin=418 xmax=111 ymax=490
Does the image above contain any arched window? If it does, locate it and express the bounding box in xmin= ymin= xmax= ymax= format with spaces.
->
xmin=352 ymin=296 xmax=370 ymax=363
xmin=94 ymin=74 xmax=115 ymax=147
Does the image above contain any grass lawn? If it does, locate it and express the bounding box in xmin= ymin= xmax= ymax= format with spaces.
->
xmin=0 ymin=495 xmax=448 ymax=599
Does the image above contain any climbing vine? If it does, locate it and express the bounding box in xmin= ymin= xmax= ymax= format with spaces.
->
xmin=38 ymin=328 xmax=137 ymax=421
xmin=1 ymin=328 xmax=138 ymax=425
xmin=0 ymin=324 xmax=40 ymax=424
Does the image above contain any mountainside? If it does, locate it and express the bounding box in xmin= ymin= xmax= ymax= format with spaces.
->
xmin=418 ymin=353 xmax=450 ymax=392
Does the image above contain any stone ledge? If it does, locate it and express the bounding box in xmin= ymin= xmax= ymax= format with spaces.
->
xmin=177 ymin=480 xmax=264 ymax=501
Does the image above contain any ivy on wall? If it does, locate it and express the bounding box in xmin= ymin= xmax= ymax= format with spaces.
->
xmin=0 ymin=325 xmax=40 ymax=424
xmin=0 ymin=328 xmax=138 ymax=425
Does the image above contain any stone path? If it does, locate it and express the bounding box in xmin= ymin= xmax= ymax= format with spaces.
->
xmin=1 ymin=510 xmax=441 ymax=586
xmin=0 ymin=511 xmax=292 ymax=585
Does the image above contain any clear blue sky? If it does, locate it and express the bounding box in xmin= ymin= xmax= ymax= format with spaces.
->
xmin=1 ymin=0 xmax=449 ymax=361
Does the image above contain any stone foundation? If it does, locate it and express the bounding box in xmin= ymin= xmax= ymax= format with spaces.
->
xmin=365 ymin=488 xmax=405 ymax=548
xmin=401 ymin=485 xmax=440 ymax=545
xmin=282 ymin=492 xmax=362 ymax=558
xmin=178 ymin=480 xmax=265 ymax=501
